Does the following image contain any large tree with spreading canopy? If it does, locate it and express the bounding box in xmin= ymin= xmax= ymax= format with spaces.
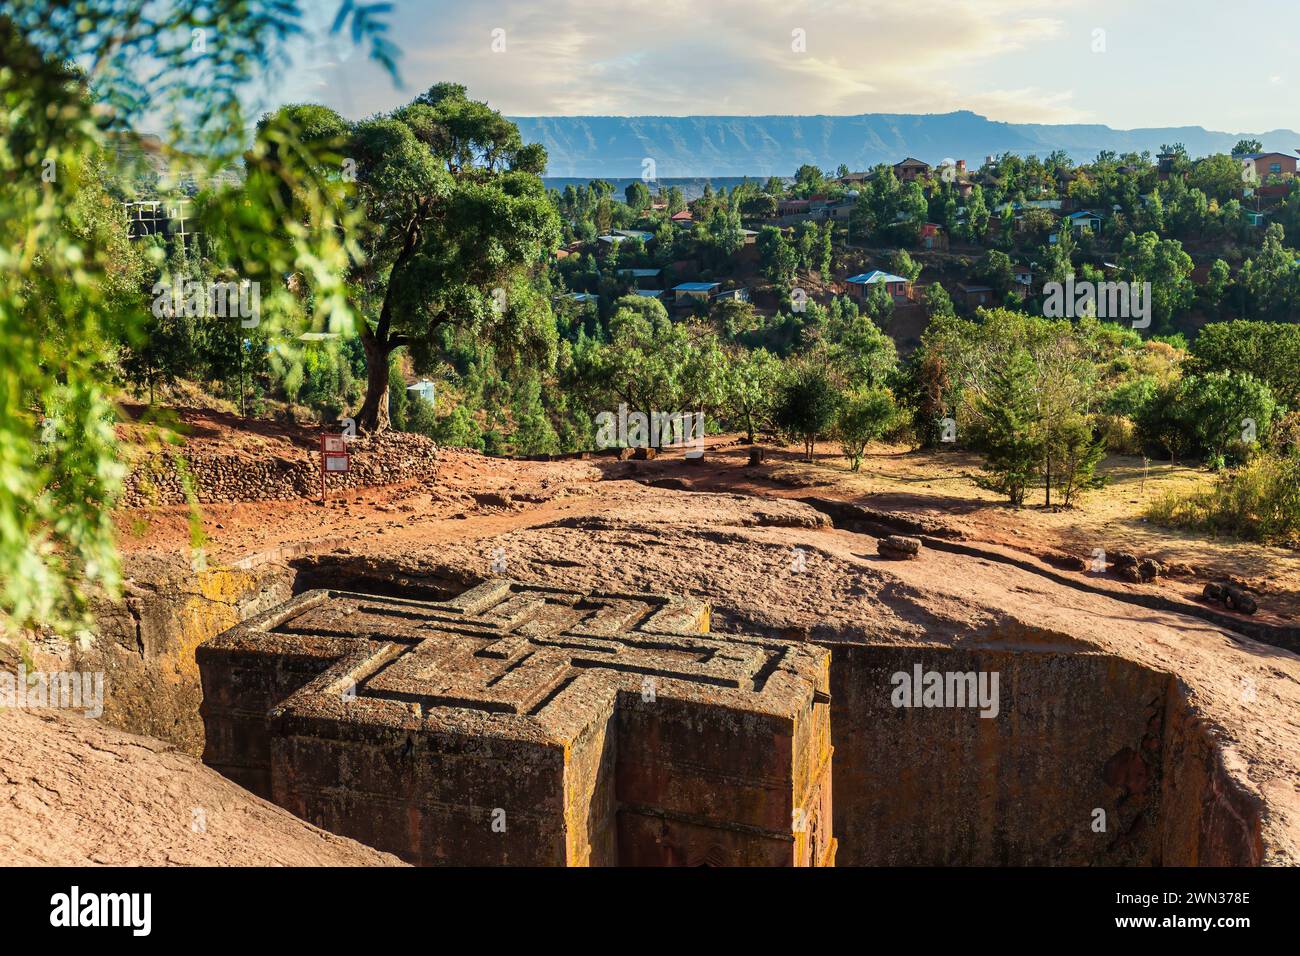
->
xmin=268 ymin=83 xmax=562 ymax=430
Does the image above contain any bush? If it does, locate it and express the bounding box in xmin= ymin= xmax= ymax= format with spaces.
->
xmin=1269 ymin=410 xmax=1300 ymax=456
xmin=404 ymin=396 xmax=438 ymax=438
xmin=429 ymin=404 xmax=484 ymax=450
xmin=1146 ymin=452 xmax=1300 ymax=544
xmin=1095 ymin=413 xmax=1142 ymax=455
xmin=1134 ymin=371 xmax=1276 ymax=463
xmin=775 ymin=363 xmax=840 ymax=460
xmin=1043 ymin=413 xmax=1107 ymax=507
xmin=1133 ymin=378 xmax=1194 ymax=461
xmin=969 ymin=350 xmax=1040 ymax=507
xmin=1189 ymin=320 xmax=1300 ymax=408
xmin=1102 ymin=376 xmax=1158 ymax=420
xmin=1182 ymin=371 xmax=1277 ymax=462
xmin=387 ymin=362 xmax=409 ymax=430
xmin=837 ymin=388 xmax=896 ymax=471
xmin=512 ymin=407 xmax=560 ymax=456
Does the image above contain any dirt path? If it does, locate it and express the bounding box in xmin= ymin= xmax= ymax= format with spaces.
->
xmin=600 ymin=439 xmax=1300 ymax=627
xmin=115 ymin=434 xmax=1300 ymax=630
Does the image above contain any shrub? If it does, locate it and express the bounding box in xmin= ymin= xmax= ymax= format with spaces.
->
xmin=1134 ymin=371 xmax=1275 ymax=463
xmin=1182 ymin=371 xmax=1277 ymax=462
xmin=1146 ymin=451 xmax=1300 ymax=544
xmin=387 ymin=362 xmax=409 ymax=430
xmin=1133 ymin=378 xmax=1195 ymax=461
xmin=969 ymin=350 xmax=1040 ymax=507
xmin=1269 ymin=410 xmax=1300 ymax=456
xmin=837 ymin=388 xmax=896 ymax=471
xmin=1043 ymin=413 xmax=1107 ymax=507
xmin=1095 ymin=413 xmax=1142 ymax=455
xmin=775 ymin=363 xmax=840 ymax=460
xmin=404 ymin=396 xmax=438 ymax=438
xmin=429 ymin=404 xmax=484 ymax=451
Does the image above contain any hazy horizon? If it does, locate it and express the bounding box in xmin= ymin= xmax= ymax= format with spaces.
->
xmin=258 ymin=0 xmax=1300 ymax=133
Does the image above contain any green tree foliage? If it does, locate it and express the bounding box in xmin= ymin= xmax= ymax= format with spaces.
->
xmin=1189 ymin=154 xmax=1248 ymax=204
xmin=921 ymin=282 xmax=956 ymax=321
xmin=757 ymin=226 xmax=797 ymax=285
xmin=387 ymin=360 xmax=409 ymax=429
xmin=889 ymin=250 xmax=922 ymax=283
xmin=404 ymin=394 xmax=437 ymax=437
xmin=700 ymin=206 xmax=744 ymax=267
xmin=826 ymin=313 xmax=897 ymax=390
xmin=775 ymin=361 xmax=840 ymax=460
xmin=1239 ymin=224 xmax=1300 ymax=320
xmin=1133 ymin=370 xmax=1276 ymax=464
xmin=912 ymin=309 xmax=1127 ymax=503
xmin=1042 ymin=412 xmax=1107 ymax=507
xmin=276 ymin=85 xmax=563 ymax=431
xmin=1181 ymin=371 xmax=1277 ymax=464
xmin=837 ymin=388 xmax=896 ymax=471
xmin=722 ymin=347 xmax=783 ymax=443
xmin=624 ymin=180 xmax=651 ymax=212
xmin=864 ymin=282 xmax=895 ymax=328
xmin=741 ymin=193 xmax=777 ymax=219
xmin=1133 ymin=378 xmax=1196 ymax=462
xmin=975 ymin=249 xmax=1016 ymax=297
xmin=508 ymin=376 xmax=561 ymax=455
xmin=576 ymin=296 xmax=727 ymax=418
xmin=1116 ymin=231 xmax=1194 ymax=331
xmin=964 ymin=186 xmax=990 ymax=242
xmin=792 ymin=164 xmax=828 ymax=197
xmin=1188 ymin=319 xmax=1300 ymax=407
xmin=426 ymin=403 xmax=482 ymax=450
xmin=711 ymin=298 xmax=762 ymax=339
xmin=120 ymin=241 xmax=194 ymax=404
xmin=970 ymin=350 xmax=1040 ymax=507
xmin=0 ymin=1 xmax=385 ymax=630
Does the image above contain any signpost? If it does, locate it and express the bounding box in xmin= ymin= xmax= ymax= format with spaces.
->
xmin=320 ymin=432 xmax=350 ymax=502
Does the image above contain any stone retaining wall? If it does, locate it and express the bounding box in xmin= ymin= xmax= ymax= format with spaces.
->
xmin=118 ymin=432 xmax=438 ymax=507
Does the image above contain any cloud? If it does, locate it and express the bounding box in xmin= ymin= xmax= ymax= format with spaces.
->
xmin=303 ymin=0 xmax=1086 ymax=122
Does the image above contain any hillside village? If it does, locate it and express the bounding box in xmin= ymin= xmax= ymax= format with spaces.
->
xmin=95 ymin=90 xmax=1300 ymax=559
xmin=549 ymin=148 xmax=1300 ymax=353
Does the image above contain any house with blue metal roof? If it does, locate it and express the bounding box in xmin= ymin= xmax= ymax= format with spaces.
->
xmin=673 ymin=281 xmax=722 ymax=304
xmin=1065 ymin=210 xmax=1103 ymax=234
xmin=844 ymin=270 xmax=911 ymax=303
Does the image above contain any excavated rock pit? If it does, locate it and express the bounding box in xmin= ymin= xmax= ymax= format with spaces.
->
xmin=827 ymin=643 xmax=1260 ymax=865
xmin=18 ymin=480 xmax=1293 ymax=865
xmin=250 ymin=553 xmax=1268 ymax=866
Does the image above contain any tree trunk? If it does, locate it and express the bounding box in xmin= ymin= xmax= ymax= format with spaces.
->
xmin=356 ymin=331 xmax=392 ymax=432
xmin=356 ymin=222 xmax=424 ymax=434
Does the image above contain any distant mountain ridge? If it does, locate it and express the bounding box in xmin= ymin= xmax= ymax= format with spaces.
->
xmin=509 ymin=110 xmax=1300 ymax=178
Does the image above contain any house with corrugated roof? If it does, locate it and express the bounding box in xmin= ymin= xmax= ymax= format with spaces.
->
xmin=844 ymin=270 xmax=911 ymax=303
xmin=673 ymin=281 xmax=721 ymax=304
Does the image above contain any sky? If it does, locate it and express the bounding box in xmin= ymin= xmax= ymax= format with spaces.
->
xmin=256 ymin=0 xmax=1300 ymax=133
